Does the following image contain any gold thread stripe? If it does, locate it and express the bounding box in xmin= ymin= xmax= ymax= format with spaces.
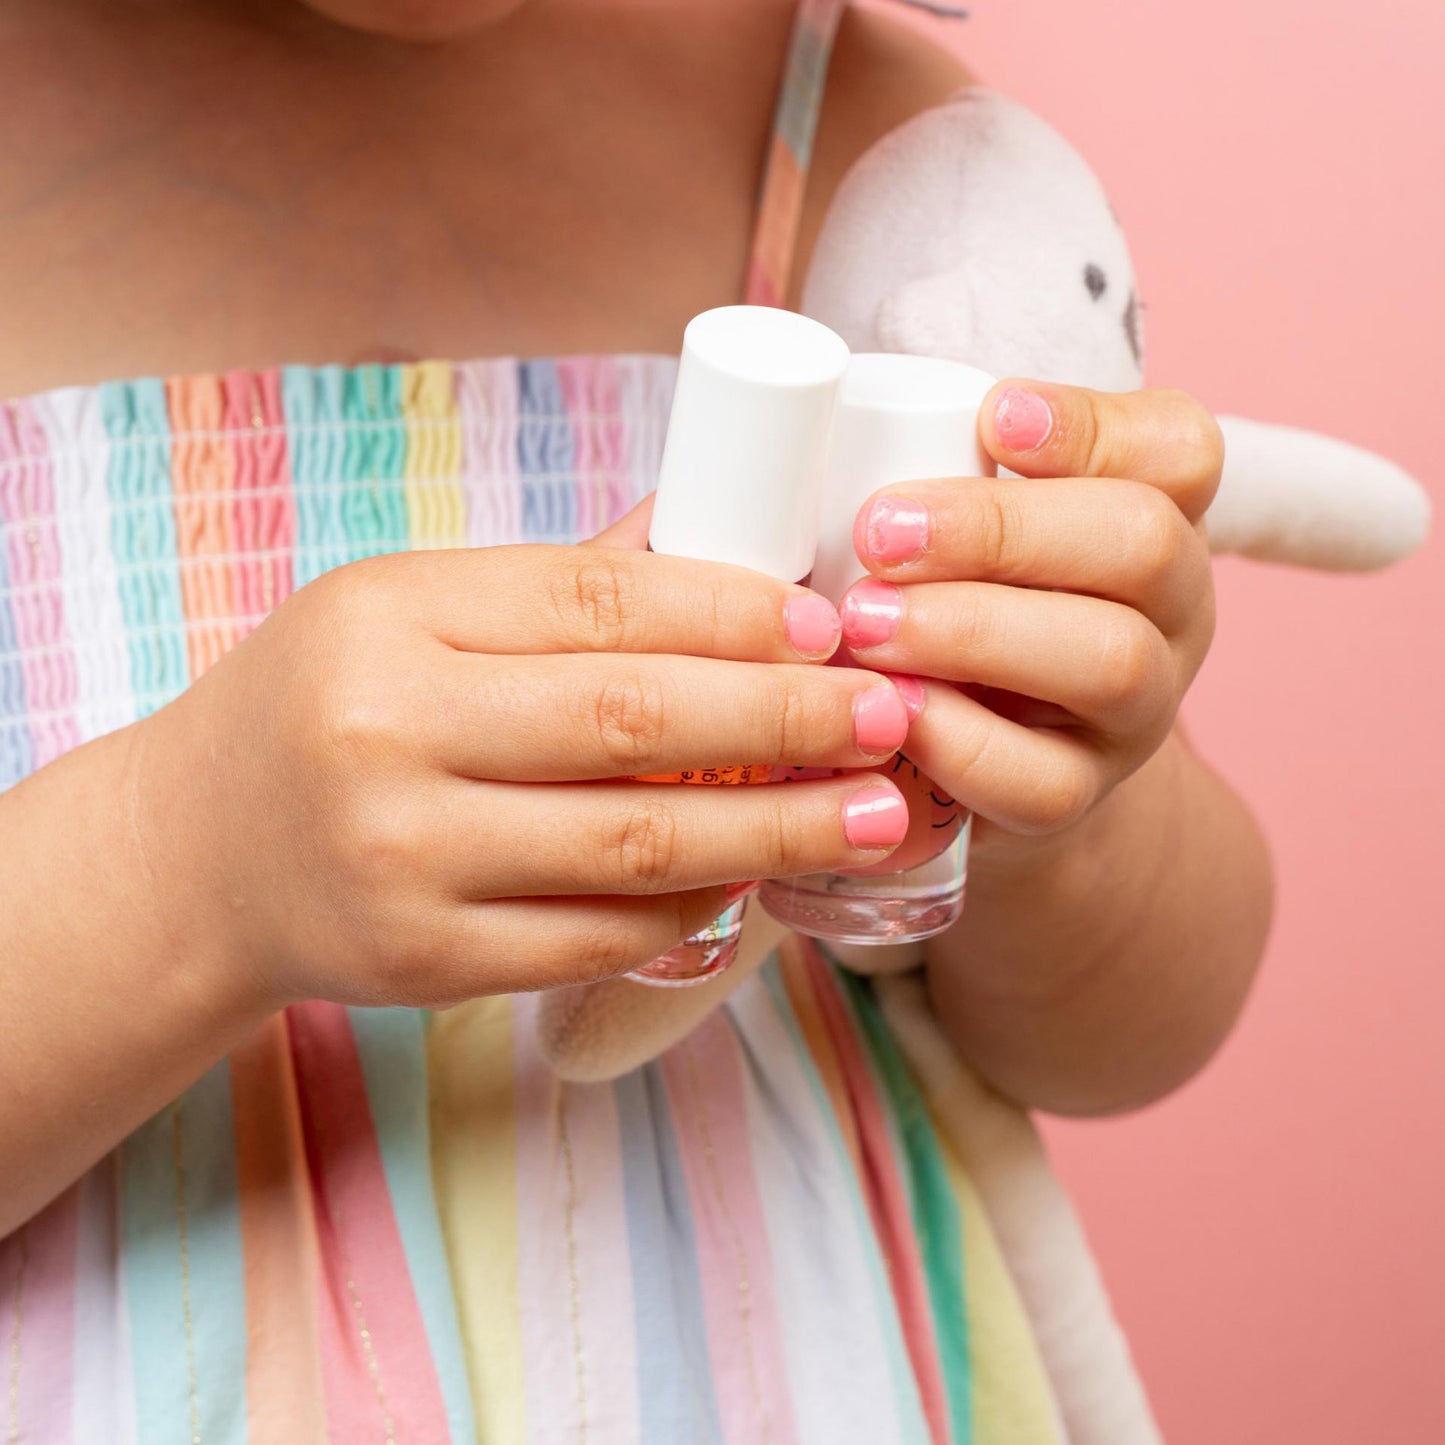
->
xmin=557 ymin=1087 xmax=589 ymax=1444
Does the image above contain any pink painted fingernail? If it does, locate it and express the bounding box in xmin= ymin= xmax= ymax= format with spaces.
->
xmin=852 ymin=683 xmax=910 ymax=755
xmin=858 ymin=496 xmax=930 ymax=563
xmin=724 ymin=880 xmax=761 ymax=904
xmin=993 ymin=386 xmax=1053 ymax=452
xmin=839 ymin=577 xmax=903 ymax=650
xmin=885 ymin=673 xmax=927 ymax=721
xmin=843 ymin=786 xmax=909 ymax=850
xmin=784 ymin=594 xmax=841 ymax=658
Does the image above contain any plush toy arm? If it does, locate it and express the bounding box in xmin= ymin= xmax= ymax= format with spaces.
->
xmin=1209 ymin=417 xmax=1430 ymax=570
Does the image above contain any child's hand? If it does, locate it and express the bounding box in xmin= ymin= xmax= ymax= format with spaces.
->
xmin=837 ymin=380 xmax=1221 ymax=844
xmin=139 ymin=547 xmax=911 ymax=1009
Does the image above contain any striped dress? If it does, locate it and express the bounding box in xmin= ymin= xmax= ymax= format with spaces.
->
xmin=0 ymin=3 xmax=1158 ymax=1442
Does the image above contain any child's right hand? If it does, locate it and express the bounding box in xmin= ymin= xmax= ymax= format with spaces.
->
xmin=138 ymin=546 xmax=910 ymax=1010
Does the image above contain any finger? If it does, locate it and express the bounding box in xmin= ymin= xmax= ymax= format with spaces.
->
xmin=852 ymin=476 xmax=1211 ymax=635
xmin=839 ymin=580 xmax=1177 ymax=741
xmin=384 ymin=545 xmax=843 ymax=661
xmin=896 ymin=681 xmax=1114 ymax=837
xmin=445 ymin=774 xmax=910 ymax=897
xmin=584 ymin=493 xmax=655 ymax=551
xmin=435 ymin=654 xmax=910 ymax=779
xmin=465 ymin=889 xmax=732 ymax=995
xmin=980 ymin=380 xmax=1224 ymax=522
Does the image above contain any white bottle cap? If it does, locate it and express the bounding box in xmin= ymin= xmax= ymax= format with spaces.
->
xmin=649 ymin=306 xmax=850 ymax=582
xmin=810 ymin=353 xmax=997 ymax=604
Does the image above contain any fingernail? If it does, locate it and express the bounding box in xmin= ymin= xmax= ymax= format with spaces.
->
xmin=843 ymin=785 xmax=909 ymax=850
xmin=853 ymin=684 xmax=910 ymax=755
xmin=724 ymin=880 xmax=761 ymax=904
xmin=993 ymin=386 xmax=1053 ymax=452
xmin=839 ymin=577 xmax=903 ymax=650
xmin=784 ymin=594 xmax=841 ymax=658
xmin=885 ymin=673 xmax=926 ymax=721
xmin=859 ymin=496 xmax=930 ymax=563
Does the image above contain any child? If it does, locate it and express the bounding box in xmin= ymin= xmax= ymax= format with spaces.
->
xmin=0 ymin=1 xmax=1270 ymax=1438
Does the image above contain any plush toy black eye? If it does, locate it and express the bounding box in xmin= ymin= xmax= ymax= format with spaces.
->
xmin=1084 ymin=264 xmax=1107 ymax=301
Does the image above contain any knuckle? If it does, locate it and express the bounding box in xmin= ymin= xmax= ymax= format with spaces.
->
xmin=1074 ymin=395 xmax=1112 ymax=479
xmin=1195 ymin=587 xmax=1219 ymax=655
xmin=1125 ymin=485 xmax=1189 ymax=589
xmin=770 ymin=675 xmax=819 ymax=762
xmin=702 ymin=573 xmax=730 ymax=650
xmin=606 ymin=797 xmax=681 ymax=893
xmin=950 ymin=587 xmax=1000 ymax=662
xmin=758 ymin=795 xmax=812 ymax=877
xmin=1018 ymin=759 xmax=1096 ymax=835
xmin=1169 ymin=391 xmax=1226 ymax=483
xmin=944 ymin=714 xmax=995 ymax=786
xmin=572 ymin=912 xmax=645 ymax=984
xmin=593 ymin=668 xmax=668 ymax=769
xmin=317 ymin=683 xmax=402 ymax=771
xmin=339 ymin=793 xmax=425 ymax=895
xmin=313 ymin=554 xmax=398 ymax=629
xmin=552 ymin=554 xmax=636 ymax=651
xmin=1096 ymin=613 xmax=1166 ymax=718
xmin=976 ymin=490 xmax=1027 ymax=576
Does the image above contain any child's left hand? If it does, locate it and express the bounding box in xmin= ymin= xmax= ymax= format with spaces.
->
xmin=837 ymin=380 xmax=1222 ymax=842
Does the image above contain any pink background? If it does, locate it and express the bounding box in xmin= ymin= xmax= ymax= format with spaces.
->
xmin=917 ymin=0 xmax=1444 ymax=1439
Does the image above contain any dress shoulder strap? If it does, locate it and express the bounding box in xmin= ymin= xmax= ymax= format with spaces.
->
xmin=743 ymin=0 xmax=968 ymax=308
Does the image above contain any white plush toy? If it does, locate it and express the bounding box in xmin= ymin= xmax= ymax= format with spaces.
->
xmin=534 ymin=87 xmax=1431 ymax=1445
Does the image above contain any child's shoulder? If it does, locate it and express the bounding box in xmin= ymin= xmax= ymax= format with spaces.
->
xmin=795 ymin=5 xmax=976 ymax=304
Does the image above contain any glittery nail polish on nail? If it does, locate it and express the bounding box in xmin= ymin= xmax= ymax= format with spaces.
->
xmin=993 ymin=386 xmax=1053 ymax=452
xmin=783 ymin=593 xmax=842 ymax=657
xmin=840 ymin=577 xmax=903 ymax=650
xmin=853 ymin=684 xmax=910 ymax=755
xmin=859 ymin=496 xmax=930 ymax=563
xmin=885 ymin=674 xmax=926 ymax=721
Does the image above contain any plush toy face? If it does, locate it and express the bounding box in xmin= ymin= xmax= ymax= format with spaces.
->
xmin=804 ymin=88 xmax=1146 ymax=394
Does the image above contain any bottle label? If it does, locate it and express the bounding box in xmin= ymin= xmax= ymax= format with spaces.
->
xmin=630 ymin=765 xmax=774 ymax=785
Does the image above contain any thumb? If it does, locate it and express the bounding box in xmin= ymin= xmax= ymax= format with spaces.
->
xmin=584 ymin=493 xmax=655 ymax=551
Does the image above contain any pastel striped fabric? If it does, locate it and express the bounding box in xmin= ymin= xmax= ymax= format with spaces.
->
xmin=1 ymin=949 xmax=1059 ymax=1444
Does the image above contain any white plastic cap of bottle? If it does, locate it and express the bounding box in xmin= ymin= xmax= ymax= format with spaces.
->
xmin=810 ymin=353 xmax=997 ymax=605
xmin=648 ymin=306 xmax=850 ymax=583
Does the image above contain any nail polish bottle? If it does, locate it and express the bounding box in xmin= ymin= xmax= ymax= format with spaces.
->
xmin=627 ymin=305 xmax=849 ymax=987
xmin=759 ymin=353 xmax=995 ymax=946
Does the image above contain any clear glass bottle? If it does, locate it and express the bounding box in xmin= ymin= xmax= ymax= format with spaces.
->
xmin=759 ymin=353 xmax=995 ymax=947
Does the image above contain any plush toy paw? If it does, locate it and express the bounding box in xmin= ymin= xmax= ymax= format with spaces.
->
xmin=1212 ymin=415 xmax=1429 ymax=570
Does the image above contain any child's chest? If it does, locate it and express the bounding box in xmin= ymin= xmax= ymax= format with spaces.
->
xmin=0 ymin=3 xmax=788 ymax=397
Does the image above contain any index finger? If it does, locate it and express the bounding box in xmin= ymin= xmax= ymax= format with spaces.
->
xmin=980 ymin=381 xmax=1224 ymax=524
xmin=388 ymin=545 xmax=843 ymax=662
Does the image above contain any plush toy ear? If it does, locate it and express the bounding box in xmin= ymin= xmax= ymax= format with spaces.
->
xmin=1209 ymin=417 xmax=1430 ymax=570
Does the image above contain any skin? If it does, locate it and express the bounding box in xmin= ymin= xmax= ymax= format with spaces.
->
xmin=0 ymin=0 xmax=1271 ymax=1234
